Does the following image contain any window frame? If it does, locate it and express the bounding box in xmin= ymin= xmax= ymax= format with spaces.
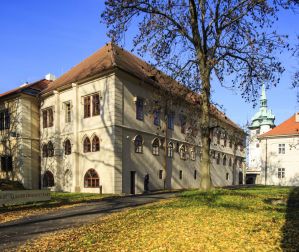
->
xmin=92 ymin=94 xmax=101 ymax=116
xmin=64 ymin=139 xmax=72 ymax=155
xmin=83 ymin=137 xmax=91 ymax=153
xmin=278 ymin=144 xmax=285 ymax=154
xmin=43 ymin=170 xmax=55 ymax=187
xmin=167 ymin=142 xmax=174 ymax=158
xmin=152 ymin=138 xmax=160 ymax=156
xmin=278 ymin=168 xmax=285 ymax=179
xmin=92 ymin=135 xmax=100 ymax=152
xmin=65 ymin=102 xmax=72 ymax=123
xmin=134 ymin=135 xmax=143 ymax=153
xmin=136 ymin=97 xmax=144 ymax=121
xmin=84 ymin=169 xmax=100 ymax=188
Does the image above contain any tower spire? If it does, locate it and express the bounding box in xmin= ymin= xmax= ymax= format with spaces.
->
xmin=260 ymin=83 xmax=267 ymax=108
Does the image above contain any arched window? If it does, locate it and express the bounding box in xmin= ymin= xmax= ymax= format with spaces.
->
xmin=179 ymin=145 xmax=186 ymax=160
xmin=43 ymin=170 xmax=54 ymax=187
xmin=190 ymin=147 xmax=196 ymax=161
xmin=84 ymin=169 xmax=99 ymax=188
xmin=167 ymin=142 xmax=173 ymax=158
xmin=83 ymin=137 xmax=91 ymax=153
xmin=42 ymin=144 xmax=48 ymax=158
xmin=92 ymin=135 xmax=100 ymax=152
xmin=223 ymin=155 xmax=227 ymax=166
xmin=48 ymin=141 xmax=54 ymax=157
xmin=64 ymin=139 xmax=72 ymax=155
xmin=216 ymin=153 xmax=220 ymax=164
xmin=152 ymin=138 xmax=160 ymax=156
xmin=134 ymin=135 xmax=143 ymax=153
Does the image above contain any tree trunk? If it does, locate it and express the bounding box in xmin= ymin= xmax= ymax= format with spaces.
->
xmin=199 ymin=70 xmax=212 ymax=190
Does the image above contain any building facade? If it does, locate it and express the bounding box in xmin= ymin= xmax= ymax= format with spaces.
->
xmin=1 ymin=43 xmax=246 ymax=193
xmin=247 ymin=85 xmax=299 ymax=186
xmin=0 ymin=79 xmax=51 ymax=189
xmin=39 ymin=43 xmax=245 ymax=194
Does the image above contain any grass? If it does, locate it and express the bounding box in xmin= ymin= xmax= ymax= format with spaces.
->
xmin=0 ymin=192 xmax=114 ymax=224
xmin=16 ymin=186 xmax=299 ymax=252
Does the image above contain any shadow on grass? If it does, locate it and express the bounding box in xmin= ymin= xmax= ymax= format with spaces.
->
xmin=281 ymin=187 xmax=299 ymax=251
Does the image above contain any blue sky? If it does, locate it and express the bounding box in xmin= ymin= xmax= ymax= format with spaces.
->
xmin=0 ymin=0 xmax=298 ymax=127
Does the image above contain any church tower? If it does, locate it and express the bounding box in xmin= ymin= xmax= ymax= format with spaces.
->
xmin=247 ymin=84 xmax=275 ymax=183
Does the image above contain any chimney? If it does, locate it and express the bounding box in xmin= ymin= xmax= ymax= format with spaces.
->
xmin=45 ymin=73 xmax=56 ymax=81
xmin=296 ymin=112 xmax=299 ymax=123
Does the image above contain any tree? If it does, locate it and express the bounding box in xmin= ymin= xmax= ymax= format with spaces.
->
xmin=102 ymin=0 xmax=295 ymax=190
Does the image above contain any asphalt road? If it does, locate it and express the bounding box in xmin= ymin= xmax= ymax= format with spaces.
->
xmin=0 ymin=192 xmax=177 ymax=250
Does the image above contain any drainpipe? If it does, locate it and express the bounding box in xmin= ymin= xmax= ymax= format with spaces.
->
xmin=265 ymin=138 xmax=268 ymax=185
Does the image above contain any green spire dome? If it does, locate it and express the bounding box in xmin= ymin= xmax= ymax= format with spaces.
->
xmin=249 ymin=84 xmax=275 ymax=129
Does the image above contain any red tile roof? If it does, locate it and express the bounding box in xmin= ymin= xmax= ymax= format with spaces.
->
xmin=41 ymin=42 xmax=243 ymax=132
xmin=259 ymin=113 xmax=299 ymax=138
xmin=0 ymin=79 xmax=50 ymax=98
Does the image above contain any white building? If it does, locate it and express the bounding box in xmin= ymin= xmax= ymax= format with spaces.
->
xmin=247 ymin=85 xmax=299 ymax=186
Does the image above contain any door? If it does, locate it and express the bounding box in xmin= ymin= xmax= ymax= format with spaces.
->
xmin=130 ymin=171 xmax=136 ymax=194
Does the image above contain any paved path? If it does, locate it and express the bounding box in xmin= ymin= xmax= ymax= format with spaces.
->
xmin=0 ymin=192 xmax=177 ymax=250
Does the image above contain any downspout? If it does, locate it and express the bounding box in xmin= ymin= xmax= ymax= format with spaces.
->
xmin=265 ymin=138 xmax=268 ymax=185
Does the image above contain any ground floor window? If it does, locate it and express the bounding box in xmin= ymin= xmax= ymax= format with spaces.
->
xmin=179 ymin=170 xmax=183 ymax=180
xmin=84 ymin=169 xmax=100 ymax=188
xmin=159 ymin=170 xmax=163 ymax=179
xmin=226 ymin=173 xmax=229 ymax=181
xmin=278 ymin=168 xmax=285 ymax=179
xmin=43 ymin=170 xmax=54 ymax=187
xmin=1 ymin=156 xmax=13 ymax=172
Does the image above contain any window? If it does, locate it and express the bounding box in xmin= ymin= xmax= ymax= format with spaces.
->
xmin=216 ymin=153 xmax=220 ymax=164
xmin=217 ymin=132 xmax=221 ymax=144
xmin=256 ymin=129 xmax=260 ymax=135
xmin=278 ymin=144 xmax=285 ymax=154
xmin=229 ymin=140 xmax=233 ymax=149
xmin=190 ymin=147 xmax=196 ymax=161
xmin=153 ymin=110 xmax=160 ymax=126
xmin=65 ymin=102 xmax=72 ymax=123
xmin=223 ymin=135 xmax=227 ymax=147
xmin=92 ymin=94 xmax=100 ymax=116
xmin=42 ymin=110 xmax=47 ymax=128
xmin=226 ymin=173 xmax=229 ymax=181
xmin=0 ymin=109 xmax=10 ymax=130
xmin=84 ymin=169 xmax=99 ymax=188
xmin=42 ymin=108 xmax=54 ymax=128
xmin=83 ymin=137 xmax=91 ymax=153
xmin=239 ymin=144 xmax=244 ymax=152
xmin=134 ymin=135 xmax=143 ymax=153
xmin=84 ymin=94 xmax=101 ymax=118
xmin=180 ymin=114 xmax=187 ymax=134
xmin=167 ymin=142 xmax=173 ymax=158
xmin=159 ymin=170 xmax=163 ymax=179
xmin=256 ymin=143 xmax=260 ymax=148
xmin=229 ymin=157 xmax=232 ymax=167
xmin=48 ymin=141 xmax=54 ymax=157
xmin=223 ymin=155 xmax=227 ymax=166
xmin=136 ymin=98 xmax=144 ymax=120
xmin=48 ymin=109 xmax=54 ymax=127
xmin=152 ymin=138 xmax=160 ymax=156
xmin=84 ymin=96 xmax=91 ymax=118
xmin=278 ymin=168 xmax=285 ymax=179
xmin=1 ymin=156 xmax=13 ymax=172
xmin=179 ymin=145 xmax=186 ymax=160
xmin=167 ymin=112 xmax=174 ymax=130
xmin=194 ymin=170 xmax=197 ymax=180
xmin=43 ymin=171 xmax=54 ymax=187
xmin=42 ymin=144 xmax=48 ymax=157
xmin=64 ymin=139 xmax=72 ymax=155
xmin=179 ymin=170 xmax=183 ymax=180
xmin=92 ymin=135 xmax=100 ymax=152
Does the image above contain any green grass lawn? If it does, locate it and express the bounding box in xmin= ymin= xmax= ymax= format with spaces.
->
xmin=0 ymin=192 xmax=114 ymax=224
xmin=18 ymin=186 xmax=299 ymax=251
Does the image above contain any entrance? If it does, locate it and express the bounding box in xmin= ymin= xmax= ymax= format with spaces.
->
xmin=130 ymin=171 xmax=136 ymax=194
